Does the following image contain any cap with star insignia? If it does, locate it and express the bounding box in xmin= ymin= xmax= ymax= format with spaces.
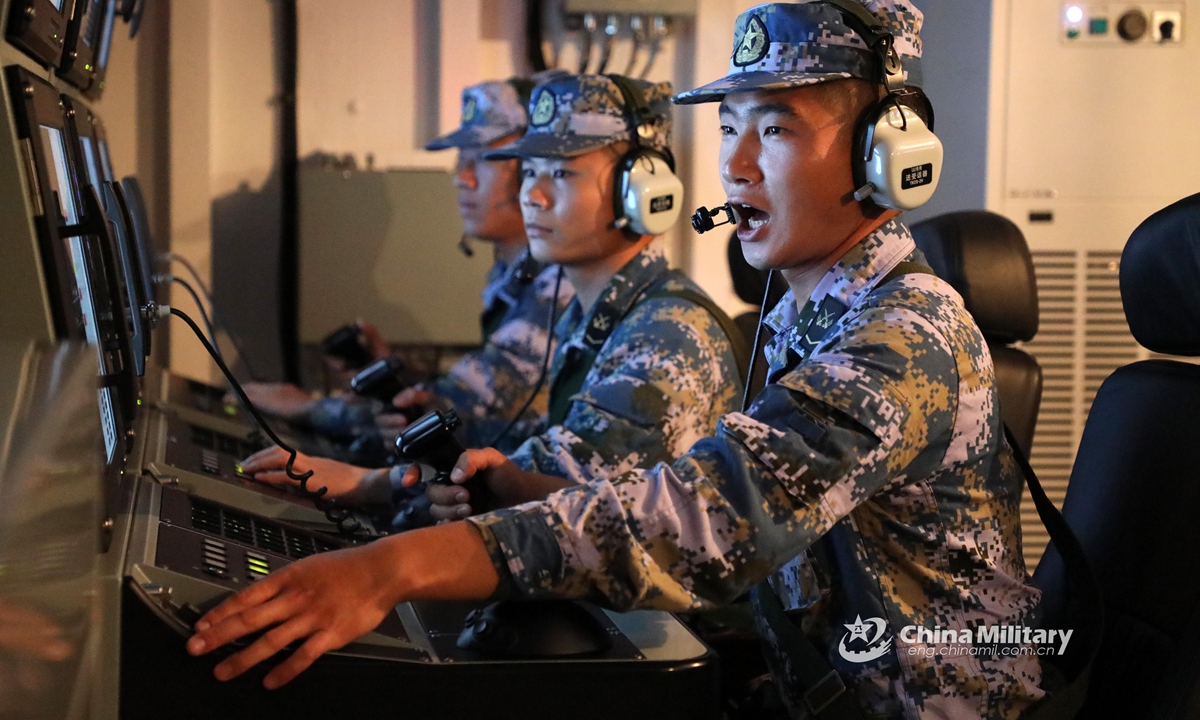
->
xmin=484 ymin=73 xmax=674 ymax=161
xmin=734 ymin=15 xmax=770 ymax=66
xmin=673 ymin=0 xmax=925 ymax=105
xmin=425 ymin=79 xmax=531 ymax=151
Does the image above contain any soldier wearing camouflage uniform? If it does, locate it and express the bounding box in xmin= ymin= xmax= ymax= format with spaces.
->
xmin=240 ymin=78 xmax=573 ymax=454
xmin=188 ymin=5 xmax=1048 ymax=717
xmin=479 ymin=73 xmax=745 ymax=486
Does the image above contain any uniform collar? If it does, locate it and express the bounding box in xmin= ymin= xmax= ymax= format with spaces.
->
xmin=763 ymin=218 xmax=917 ymax=376
xmin=556 ymin=244 xmax=670 ymax=356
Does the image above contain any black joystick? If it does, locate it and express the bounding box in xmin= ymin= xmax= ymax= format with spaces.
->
xmin=390 ymin=409 xmax=489 ymax=530
xmin=321 ymin=324 xmax=374 ymax=370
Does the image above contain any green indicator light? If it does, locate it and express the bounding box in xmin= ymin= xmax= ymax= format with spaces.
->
xmin=247 ymin=559 xmax=269 ymax=570
xmin=234 ymin=464 xmax=244 ymax=474
xmin=85 ymin=63 xmax=92 ymax=70
xmin=224 ymin=404 xmax=237 ymax=416
xmin=137 ymin=398 xmax=142 ymax=405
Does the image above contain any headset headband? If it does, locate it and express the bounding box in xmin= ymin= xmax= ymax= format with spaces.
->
xmin=508 ymin=77 xmax=537 ymax=107
xmin=819 ymin=0 xmax=905 ymax=91
xmin=605 ymin=74 xmax=650 ymax=149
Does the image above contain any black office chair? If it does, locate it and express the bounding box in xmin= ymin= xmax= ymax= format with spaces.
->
xmin=911 ymin=211 xmax=1043 ymax=455
xmin=1032 ymin=193 xmax=1200 ymax=720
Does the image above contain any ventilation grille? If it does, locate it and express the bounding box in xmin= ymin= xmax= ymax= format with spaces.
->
xmin=1016 ymin=251 xmax=1079 ymax=569
xmin=1017 ymin=249 xmax=1161 ymax=570
xmin=189 ymin=499 xmax=340 ymax=559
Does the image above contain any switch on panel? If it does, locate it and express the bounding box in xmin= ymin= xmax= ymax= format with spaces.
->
xmin=1153 ymin=10 xmax=1183 ymax=42
xmin=1118 ymin=9 xmax=1149 ymax=41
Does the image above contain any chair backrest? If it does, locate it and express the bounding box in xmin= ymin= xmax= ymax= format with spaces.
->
xmin=1032 ymin=193 xmax=1200 ymax=719
xmin=911 ymin=210 xmax=1043 ymax=454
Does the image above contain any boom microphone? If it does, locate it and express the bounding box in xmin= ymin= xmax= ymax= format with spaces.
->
xmin=691 ymin=203 xmax=736 ymax=234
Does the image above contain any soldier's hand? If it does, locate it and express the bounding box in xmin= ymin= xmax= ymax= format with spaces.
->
xmin=229 ymin=382 xmax=317 ymax=422
xmin=187 ymin=523 xmax=500 ymax=688
xmin=419 ymin=449 xmax=574 ymax=520
xmin=239 ymin=447 xmax=389 ymax=507
xmin=186 ymin=543 xmax=400 ymax=689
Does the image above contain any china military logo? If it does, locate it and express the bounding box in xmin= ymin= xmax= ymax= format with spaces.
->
xmin=733 ymin=15 xmax=769 ymax=66
xmin=837 ymin=615 xmax=892 ymax=663
xmin=531 ymin=90 xmax=555 ymax=126
xmin=462 ymin=96 xmax=478 ymax=123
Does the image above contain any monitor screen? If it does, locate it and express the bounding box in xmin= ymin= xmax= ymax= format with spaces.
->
xmin=80 ymin=136 xmax=102 ymax=188
xmin=98 ymin=0 xmax=116 ymax=70
xmin=39 ymin=125 xmax=120 ymax=463
xmin=98 ymin=138 xmax=114 ymax=182
xmin=80 ymin=0 xmax=103 ymax=48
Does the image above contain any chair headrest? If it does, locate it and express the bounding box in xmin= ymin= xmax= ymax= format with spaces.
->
xmin=1120 ymin=193 xmax=1200 ymax=356
xmin=911 ymin=211 xmax=1039 ymax=344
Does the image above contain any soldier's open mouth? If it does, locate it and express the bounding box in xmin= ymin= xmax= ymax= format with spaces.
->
xmin=733 ymin=203 xmax=770 ymax=232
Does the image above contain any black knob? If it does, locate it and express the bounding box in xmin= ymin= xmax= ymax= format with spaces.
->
xmin=475 ymin=618 xmax=493 ymax=637
xmin=1159 ymin=19 xmax=1176 ymax=41
xmin=1118 ymin=10 xmax=1148 ymax=41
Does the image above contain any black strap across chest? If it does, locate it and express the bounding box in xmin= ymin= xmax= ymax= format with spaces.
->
xmin=546 ymin=284 xmax=749 ymax=428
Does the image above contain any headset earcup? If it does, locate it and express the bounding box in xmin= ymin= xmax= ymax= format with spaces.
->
xmin=618 ymin=151 xmax=683 ymax=237
xmin=851 ymin=94 xmax=891 ymax=203
xmin=853 ymin=94 xmax=942 ymax=212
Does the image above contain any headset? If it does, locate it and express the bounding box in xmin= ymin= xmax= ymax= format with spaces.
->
xmin=824 ymin=0 xmax=943 ymax=212
xmin=605 ymin=74 xmax=684 ymax=237
xmin=508 ymin=76 xmax=537 ymax=107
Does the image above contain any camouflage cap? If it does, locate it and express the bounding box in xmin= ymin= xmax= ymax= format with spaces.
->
xmin=483 ymin=74 xmax=673 ymax=161
xmin=425 ymin=79 xmax=529 ymax=151
xmin=673 ymin=0 xmax=923 ymax=105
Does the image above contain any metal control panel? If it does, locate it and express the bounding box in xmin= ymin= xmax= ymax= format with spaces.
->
xmin=1061 ymin=3 xmax=1185 ymax=43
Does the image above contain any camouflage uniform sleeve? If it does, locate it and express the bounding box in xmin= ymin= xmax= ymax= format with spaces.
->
xmin=307 ymin=396 xmax=380 ymax=436
xmin=505 ymin=297 xmax=742 ymax=484
xmin=429 ymin=294 xmax=559 ymax=454
xmin=468 ymin=301 xmax=960 ymax=611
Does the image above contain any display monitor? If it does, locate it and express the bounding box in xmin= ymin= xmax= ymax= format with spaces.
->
xmin=5 ymin=66 xmax=87 ymax=340
xmin=41 ymin=123 xmax=124 ymax=465
xmin=84 ymin=0 xmax=117 ymax=100
xmin=64 ymin=99 xmax=150 ymax=380
xmin=60 ymin=0 xmax=108 ymax=91
xmin=5 ymin=0 xmax=73 ymax=68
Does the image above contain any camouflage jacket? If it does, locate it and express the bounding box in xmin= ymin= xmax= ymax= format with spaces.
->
xmin=427 ymin=247 xmax=573 ymax=453
xmin=469 ymin=220 xmax=1045 ymax=719
xmin=505 ymin=244 xmax=743 ymax=483
xmin=309 ymin=248 xmax=572 ymax=453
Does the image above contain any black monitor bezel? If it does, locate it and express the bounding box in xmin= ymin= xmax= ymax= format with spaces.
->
xmin=5 ymin=0 xmax=73 ymax=69
xmin=82 ymin=0 xmax=115 ymax=100
xmin=56 ymin=98 xmax=135 ymax=430
xmin=5 ymin=64 xmax=86 ymax=340
xmin=63 ymin=97 xmax=147 ymax=387
xmin=117 ymin=176 xmax=158 ymax=308
xmin=59 ymin=0 xmax=106 ymax=91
